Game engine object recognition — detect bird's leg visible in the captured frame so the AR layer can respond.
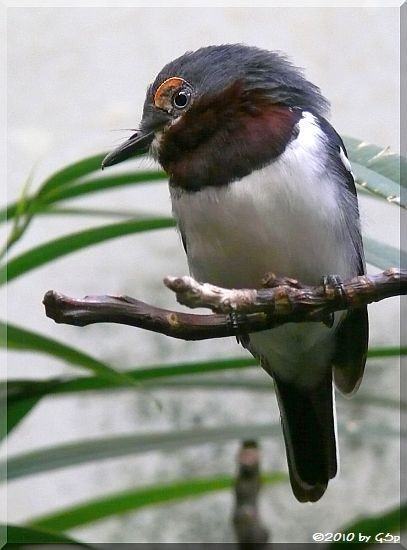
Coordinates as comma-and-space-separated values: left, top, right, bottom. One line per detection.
227, 311, 242, 332
321, 274, 347, 327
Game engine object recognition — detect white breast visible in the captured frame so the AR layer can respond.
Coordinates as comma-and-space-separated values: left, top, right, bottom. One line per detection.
170, 112, 357, 385
171, 112, 355, 287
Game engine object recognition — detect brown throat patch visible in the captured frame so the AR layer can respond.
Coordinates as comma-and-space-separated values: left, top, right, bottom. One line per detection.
158, 81, 302, 191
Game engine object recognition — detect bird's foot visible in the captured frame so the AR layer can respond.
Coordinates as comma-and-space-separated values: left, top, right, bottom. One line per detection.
321, 274, 348, 327
227, 311, 241, 332
261, 272, 304, 289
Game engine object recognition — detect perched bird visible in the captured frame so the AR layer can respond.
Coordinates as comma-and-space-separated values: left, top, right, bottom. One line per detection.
102, 44, 369, 502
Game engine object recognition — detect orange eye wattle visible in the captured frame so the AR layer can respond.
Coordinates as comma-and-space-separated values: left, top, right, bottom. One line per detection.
154, 77, 192, 111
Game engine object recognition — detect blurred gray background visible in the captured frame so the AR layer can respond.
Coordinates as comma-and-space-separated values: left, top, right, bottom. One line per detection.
4, 6, 402, 543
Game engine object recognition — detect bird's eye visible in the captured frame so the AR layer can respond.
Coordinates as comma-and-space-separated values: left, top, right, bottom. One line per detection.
173, 90, 191, 110
154, 77, 193, 113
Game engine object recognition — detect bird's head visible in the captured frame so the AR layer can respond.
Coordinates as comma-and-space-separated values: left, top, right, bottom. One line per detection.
102, 44, 329, 190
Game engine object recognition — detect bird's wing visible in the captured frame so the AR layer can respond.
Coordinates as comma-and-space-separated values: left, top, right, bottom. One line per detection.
318, 118, 369, 395
333, 306, 369, 395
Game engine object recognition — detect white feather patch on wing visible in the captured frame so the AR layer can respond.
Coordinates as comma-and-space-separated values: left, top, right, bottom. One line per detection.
339, 146, 352, 172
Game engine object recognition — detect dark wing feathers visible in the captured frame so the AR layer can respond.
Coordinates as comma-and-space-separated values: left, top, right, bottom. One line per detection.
318, 117, 369, 395
333, 307, 369, 395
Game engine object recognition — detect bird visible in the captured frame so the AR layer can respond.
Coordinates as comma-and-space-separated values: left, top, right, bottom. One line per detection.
102, 44, 369, 502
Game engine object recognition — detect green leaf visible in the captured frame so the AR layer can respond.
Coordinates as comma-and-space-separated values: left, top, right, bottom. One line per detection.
0, 152, 107, 223
9, 345, 405, 395
5, 347, 402, 438
61, 375, 401, 411
35, 206, 157, 219
364, 237, 405, 270
10, 357, 256, 395
1, 170, 166, 224
3, 357, 255, 438
331, 502, 406, 546
0, 172, 36, 259
5, 423, 281, 481
352, 162, 404, 208
4, 396, 42, 439
344, 136, 404, 187
1, 217, 175, 284
4, 523, 90, 546
29, 472, 287, 531
342, 137, 405, 207
3, 321, 134, 387
41, 171, 166, 204
37, 152, 108, 196
367, 346, 406, 358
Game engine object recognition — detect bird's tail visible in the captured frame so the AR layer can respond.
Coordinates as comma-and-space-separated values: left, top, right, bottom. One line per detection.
274, 371, 337, 502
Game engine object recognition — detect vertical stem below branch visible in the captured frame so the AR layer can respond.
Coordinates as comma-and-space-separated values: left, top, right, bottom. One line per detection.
233, 440, 270, 547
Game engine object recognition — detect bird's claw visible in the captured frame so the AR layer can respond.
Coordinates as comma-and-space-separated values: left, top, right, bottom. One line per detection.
227, 311, 241, 332
321, 274, 347, 327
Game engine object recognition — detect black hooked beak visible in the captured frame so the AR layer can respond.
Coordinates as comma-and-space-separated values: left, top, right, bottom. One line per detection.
101, 129, 155, 169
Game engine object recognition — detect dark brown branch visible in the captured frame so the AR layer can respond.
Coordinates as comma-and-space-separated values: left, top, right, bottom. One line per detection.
233, 441, 269, 546
43, 268, 406, 341
43, 291, 270, 340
